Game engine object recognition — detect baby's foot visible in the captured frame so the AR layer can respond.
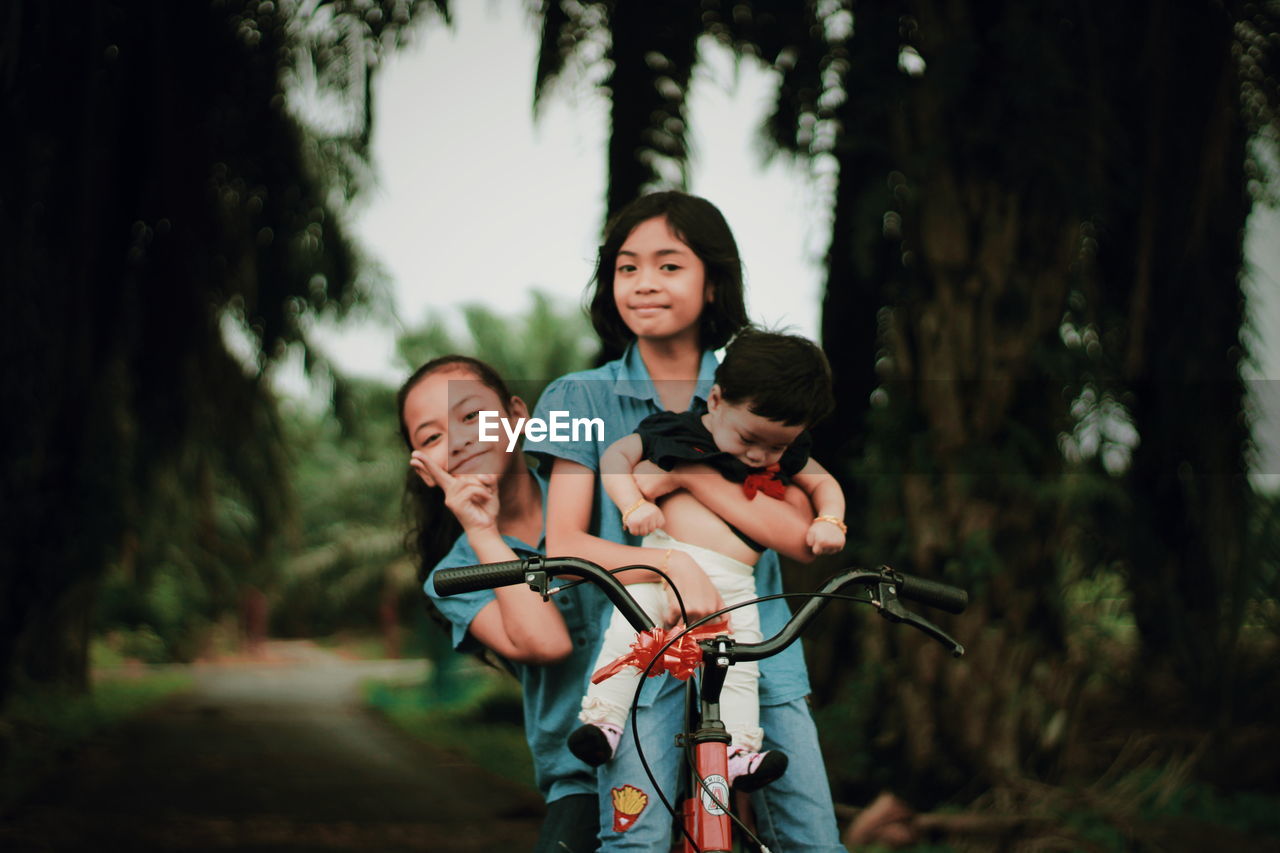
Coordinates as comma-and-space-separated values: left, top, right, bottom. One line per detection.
727, 746, 789, 792
568, 722, 623, 766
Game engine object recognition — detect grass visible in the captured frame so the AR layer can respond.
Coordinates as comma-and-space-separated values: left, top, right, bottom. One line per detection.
0, 669, 192, 812
363, 661, 536, 792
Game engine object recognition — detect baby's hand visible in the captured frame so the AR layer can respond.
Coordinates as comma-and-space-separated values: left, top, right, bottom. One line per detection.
633, 460, 679, 501
807, 519, 846, 555
624, 500, 665, 537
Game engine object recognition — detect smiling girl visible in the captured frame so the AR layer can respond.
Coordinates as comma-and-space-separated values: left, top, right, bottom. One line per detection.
400, 355, 602, 852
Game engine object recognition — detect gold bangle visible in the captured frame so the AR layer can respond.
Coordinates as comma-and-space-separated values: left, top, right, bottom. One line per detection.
659, 548, 672, 585
815, 515, 847, 534
621, 498, 647, 526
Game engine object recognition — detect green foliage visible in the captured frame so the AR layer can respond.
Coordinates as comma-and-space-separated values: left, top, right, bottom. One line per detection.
364, 665, 534, 791
93, 455, 284, 662
1, 0, 448, 699
1057, 806, 1130, 853
89, 288, 594, 661
0, 673, 191, 811
1246, 490, 1280, 638
395, 289, 596, 405
1138, 779, 1280, 838
813, 660, 883, 799
1042, 769, 1280, 851
271, 377, 413, 637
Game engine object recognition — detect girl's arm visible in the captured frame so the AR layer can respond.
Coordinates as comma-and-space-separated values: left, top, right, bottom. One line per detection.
546, 457, 724, 623
641, 461, 819, 562
601, 434, 665, 536
415, 453, 572, 665
464, 528, 575, 665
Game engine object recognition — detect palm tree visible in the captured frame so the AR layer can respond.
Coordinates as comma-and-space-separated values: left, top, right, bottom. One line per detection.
0, 0, 444, 705
528, 0, 1280, 801
534, 0, 702, 217
761, 0, 1278, 799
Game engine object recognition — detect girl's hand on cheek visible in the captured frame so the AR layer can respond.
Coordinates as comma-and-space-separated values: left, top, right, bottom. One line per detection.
415, 453, 500, 532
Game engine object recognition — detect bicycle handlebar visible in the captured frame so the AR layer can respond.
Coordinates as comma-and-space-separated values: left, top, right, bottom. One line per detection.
897, 572, 968, 614
433, 556, 968, 657
431, 559, 529, 595
433, 555, 658, 634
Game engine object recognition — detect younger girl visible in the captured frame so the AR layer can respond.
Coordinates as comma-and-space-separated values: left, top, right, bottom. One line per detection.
400, 355, 601, 853
532, 192, 846, 851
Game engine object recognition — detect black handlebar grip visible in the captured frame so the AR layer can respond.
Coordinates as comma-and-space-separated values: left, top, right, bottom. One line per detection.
896, 574, 968, 614
433, 560, 531, 596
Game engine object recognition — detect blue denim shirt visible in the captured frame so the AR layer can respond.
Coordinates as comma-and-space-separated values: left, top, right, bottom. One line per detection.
529, 344, 811, 706
424, 469, 605, 804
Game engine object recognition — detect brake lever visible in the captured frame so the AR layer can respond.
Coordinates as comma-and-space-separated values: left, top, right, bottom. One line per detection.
521, 558, 553, 600
873, 581, 965, 657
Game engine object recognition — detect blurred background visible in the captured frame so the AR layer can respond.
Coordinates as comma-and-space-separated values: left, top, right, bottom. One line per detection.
3, 1, 1279, 849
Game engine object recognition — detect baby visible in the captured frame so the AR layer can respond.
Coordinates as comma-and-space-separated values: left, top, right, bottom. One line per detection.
569, 328, 846, 793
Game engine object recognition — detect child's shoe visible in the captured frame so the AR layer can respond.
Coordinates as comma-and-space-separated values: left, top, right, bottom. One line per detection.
727, 746, 788, 792
568, 721, 623, 766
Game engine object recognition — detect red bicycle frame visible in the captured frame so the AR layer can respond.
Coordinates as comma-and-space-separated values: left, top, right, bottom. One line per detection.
677, 635, 735, 852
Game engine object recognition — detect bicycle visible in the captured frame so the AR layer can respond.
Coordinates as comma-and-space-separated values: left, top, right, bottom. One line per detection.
433, 555, 968, 853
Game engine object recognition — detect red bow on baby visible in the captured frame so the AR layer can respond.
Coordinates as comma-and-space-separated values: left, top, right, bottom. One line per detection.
742, 463, 786, 500
590, 618, 732, 684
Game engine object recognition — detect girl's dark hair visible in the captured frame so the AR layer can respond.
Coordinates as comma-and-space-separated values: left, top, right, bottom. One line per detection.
715, 328, 835, 427
397, 355, 515, 584
587, 191, 749, 352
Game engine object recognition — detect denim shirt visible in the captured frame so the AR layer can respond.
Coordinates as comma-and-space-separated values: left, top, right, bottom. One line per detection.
424, 469, 605, 804
529, 343, 811, 706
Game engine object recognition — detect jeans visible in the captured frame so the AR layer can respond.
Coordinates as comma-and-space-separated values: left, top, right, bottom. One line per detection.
594, 683, 846, 851
536, 792, 600, 852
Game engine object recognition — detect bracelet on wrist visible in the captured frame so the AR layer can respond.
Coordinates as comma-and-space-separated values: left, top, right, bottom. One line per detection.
659, 548, 672, 586
621, 498, 647, 526
815, 515, 847, 534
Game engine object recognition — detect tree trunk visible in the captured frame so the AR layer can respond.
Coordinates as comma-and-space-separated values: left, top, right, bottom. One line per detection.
830, 0, 1094, 800
874, 166, 1081, 798
807, 2, 908, 707
1, 0, 132, 707
12, 579, 98, 694
1091, 1, 1253, 715
603, 0, 702, 217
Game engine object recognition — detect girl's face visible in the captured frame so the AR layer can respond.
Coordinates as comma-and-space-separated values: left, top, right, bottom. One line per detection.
401, 367, 527, 486
613, 216, 712, 346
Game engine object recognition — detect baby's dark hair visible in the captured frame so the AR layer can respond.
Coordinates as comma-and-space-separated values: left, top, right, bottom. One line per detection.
588, 191, 749, 351
715, 328, 835, 427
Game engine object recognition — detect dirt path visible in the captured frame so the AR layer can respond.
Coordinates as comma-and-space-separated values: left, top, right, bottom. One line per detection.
0, 641, 543, 852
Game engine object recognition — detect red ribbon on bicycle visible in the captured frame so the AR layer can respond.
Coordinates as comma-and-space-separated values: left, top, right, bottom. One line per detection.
590, 618, 731, 684
742, 463, 785, 500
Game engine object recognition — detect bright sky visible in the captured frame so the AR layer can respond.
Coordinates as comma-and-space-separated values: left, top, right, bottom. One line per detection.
299, 0, 1277, 484
308, 0, 830, 384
